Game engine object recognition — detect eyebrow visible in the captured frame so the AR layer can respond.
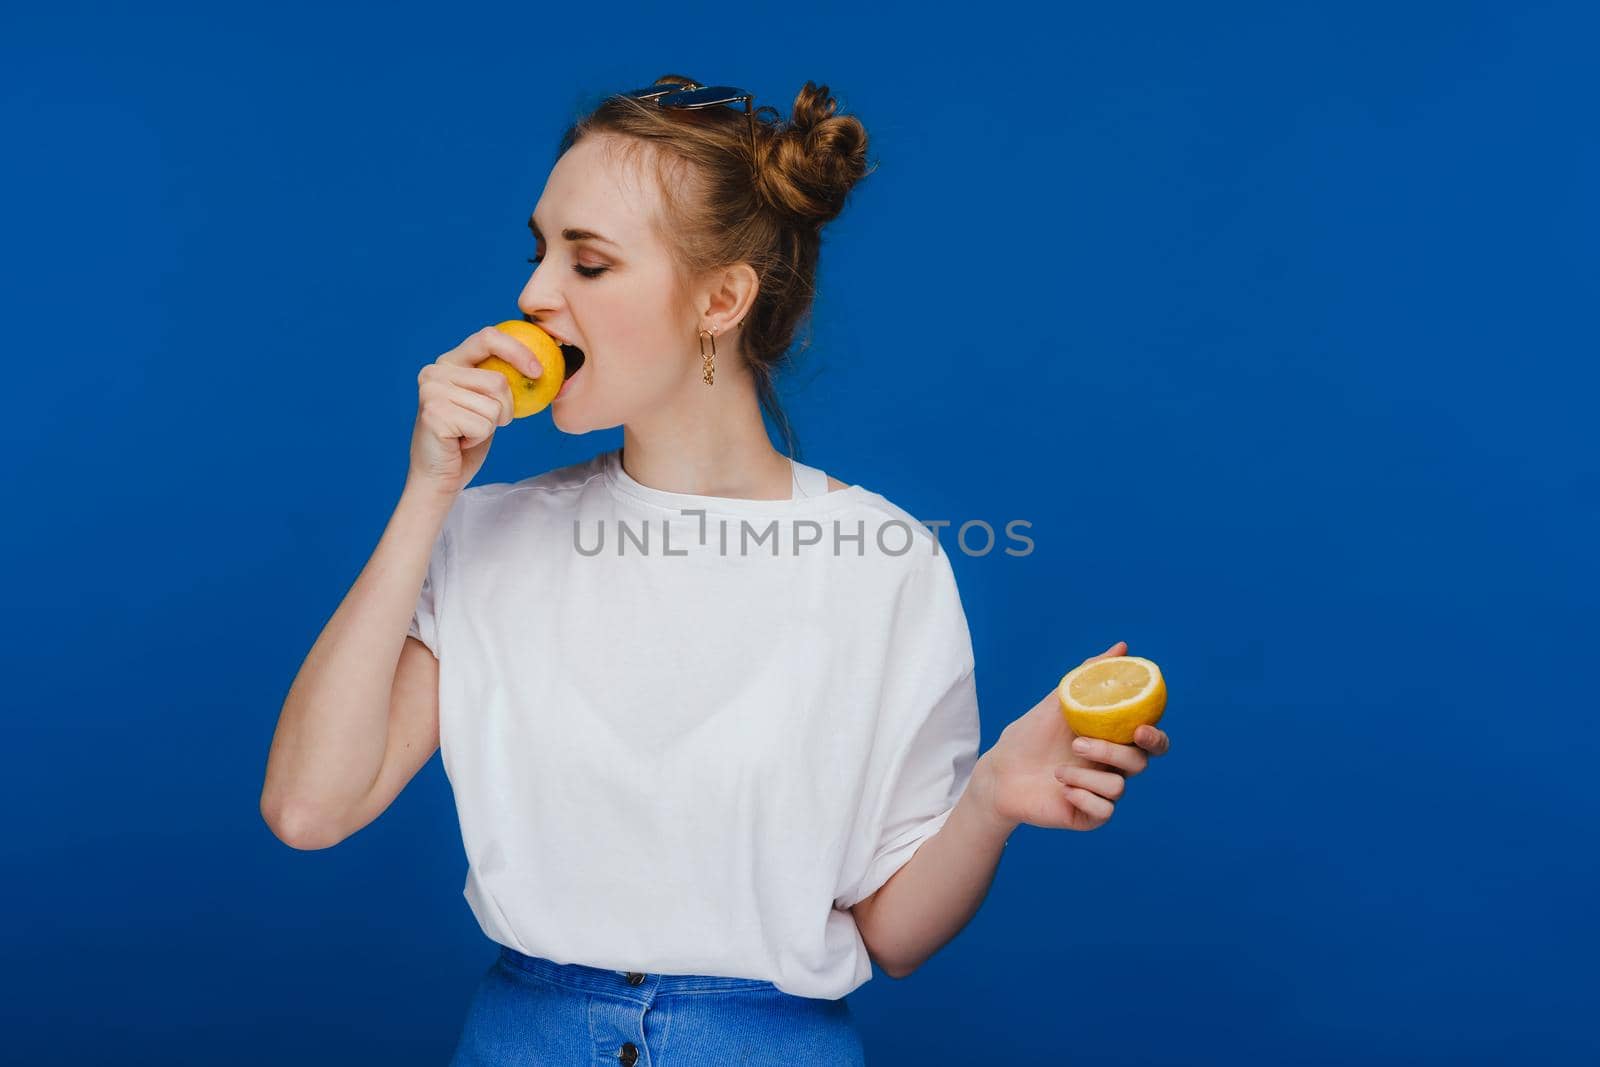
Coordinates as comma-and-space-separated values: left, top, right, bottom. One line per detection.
527, 215, 620, 249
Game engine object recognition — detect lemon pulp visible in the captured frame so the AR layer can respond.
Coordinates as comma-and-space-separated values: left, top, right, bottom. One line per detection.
1057, 655, 1167, 744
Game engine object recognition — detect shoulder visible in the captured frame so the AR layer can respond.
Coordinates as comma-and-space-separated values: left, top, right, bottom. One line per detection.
458, 450, 610, 510
444, 452, 612, 543
830, 480, 961, 593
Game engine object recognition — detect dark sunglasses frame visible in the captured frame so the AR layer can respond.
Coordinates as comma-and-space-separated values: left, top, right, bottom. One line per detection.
620, 81, 757, 158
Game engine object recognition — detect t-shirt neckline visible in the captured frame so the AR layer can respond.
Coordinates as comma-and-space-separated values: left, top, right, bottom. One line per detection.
602, 447, 867, 516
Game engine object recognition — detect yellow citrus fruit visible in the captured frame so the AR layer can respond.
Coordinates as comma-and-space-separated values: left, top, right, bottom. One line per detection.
478, 319, 565, 418
1057, 655, 1167, 744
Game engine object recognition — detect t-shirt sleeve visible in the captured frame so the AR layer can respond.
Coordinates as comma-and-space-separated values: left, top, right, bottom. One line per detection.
406, 492, 467, 659
833, 548, 982, 911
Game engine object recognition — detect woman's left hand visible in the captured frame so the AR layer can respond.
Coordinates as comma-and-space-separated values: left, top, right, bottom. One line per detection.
972, 641, 1172, 833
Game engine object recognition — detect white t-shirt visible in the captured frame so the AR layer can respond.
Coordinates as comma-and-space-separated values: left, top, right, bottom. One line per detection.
407, 446, 980, 1000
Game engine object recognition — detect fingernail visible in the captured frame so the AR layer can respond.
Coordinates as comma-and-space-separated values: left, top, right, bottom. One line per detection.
1073, 738, 1093, 753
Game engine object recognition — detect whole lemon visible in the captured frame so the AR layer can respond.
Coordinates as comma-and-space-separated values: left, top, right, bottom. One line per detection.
1057, 655, 1167, 744
478, 319, 565, 418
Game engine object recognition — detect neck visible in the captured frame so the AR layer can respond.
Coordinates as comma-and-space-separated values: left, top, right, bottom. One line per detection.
618, 357, 793, 500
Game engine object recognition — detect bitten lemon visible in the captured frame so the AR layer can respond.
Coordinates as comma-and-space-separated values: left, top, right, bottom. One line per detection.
1057, 655, 1167, 744
477, 320, 565, 418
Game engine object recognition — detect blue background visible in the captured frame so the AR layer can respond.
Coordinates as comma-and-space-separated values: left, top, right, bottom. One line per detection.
4, 1, 1595, 1063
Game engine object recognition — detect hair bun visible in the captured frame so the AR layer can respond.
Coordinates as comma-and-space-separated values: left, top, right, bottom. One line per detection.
756, 81, 873, 228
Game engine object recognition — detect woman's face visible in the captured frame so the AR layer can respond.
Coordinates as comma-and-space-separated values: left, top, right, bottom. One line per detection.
518, 134, 700, 435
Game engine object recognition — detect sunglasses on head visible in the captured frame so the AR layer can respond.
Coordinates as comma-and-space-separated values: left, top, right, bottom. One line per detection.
619, 80, 757, 157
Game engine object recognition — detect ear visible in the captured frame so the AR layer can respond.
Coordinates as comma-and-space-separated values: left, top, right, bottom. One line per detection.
696, 261, 759, 331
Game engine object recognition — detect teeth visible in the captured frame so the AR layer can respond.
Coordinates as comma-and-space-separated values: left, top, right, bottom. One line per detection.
535, 324, 576, 348
535, 326, 587, 369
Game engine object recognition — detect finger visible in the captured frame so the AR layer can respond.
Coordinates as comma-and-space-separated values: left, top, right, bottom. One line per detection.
440, 328, 499, 369
445, 327, 544, 379
1062, 786, 1114, 823
1071, 736, 1150, 776
1134, 725, 1171, 756
1054, 765, 1125, 801
451, 380, 506, 428
465, 369, 516, 425
448, 405, 496, 451
421, 373, 498, 441
1085, 640, 1128, 665
483, 326, 544, 378
436, 362, 514, 425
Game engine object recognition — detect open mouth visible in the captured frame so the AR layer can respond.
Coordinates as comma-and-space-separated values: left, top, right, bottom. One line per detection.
558, 343, 586, 377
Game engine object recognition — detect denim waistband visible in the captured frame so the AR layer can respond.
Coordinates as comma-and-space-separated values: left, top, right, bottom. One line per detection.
497, 945, 782, 997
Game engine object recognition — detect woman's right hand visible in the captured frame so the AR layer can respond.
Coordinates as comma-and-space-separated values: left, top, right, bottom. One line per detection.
407, 326, 546, 496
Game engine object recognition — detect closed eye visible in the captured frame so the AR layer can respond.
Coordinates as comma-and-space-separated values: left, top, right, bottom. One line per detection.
527, 255, 608, 279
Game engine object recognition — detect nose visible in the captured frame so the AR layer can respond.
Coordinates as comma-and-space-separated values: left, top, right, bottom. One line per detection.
516, 258, 563, 323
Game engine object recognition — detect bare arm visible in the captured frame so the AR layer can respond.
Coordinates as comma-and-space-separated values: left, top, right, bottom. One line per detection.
258, 325, 546, 848
259, 483, 456, 849
848, 764, 1013, 979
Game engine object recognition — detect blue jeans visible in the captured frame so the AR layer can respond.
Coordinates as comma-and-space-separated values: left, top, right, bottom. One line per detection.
449, 945, 867, 1066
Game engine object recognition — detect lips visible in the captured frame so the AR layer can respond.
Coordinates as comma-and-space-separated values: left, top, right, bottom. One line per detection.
537, 326, 587, 377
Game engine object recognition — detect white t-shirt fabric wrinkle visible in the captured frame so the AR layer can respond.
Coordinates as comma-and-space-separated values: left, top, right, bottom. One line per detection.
406, 446, 981, 1000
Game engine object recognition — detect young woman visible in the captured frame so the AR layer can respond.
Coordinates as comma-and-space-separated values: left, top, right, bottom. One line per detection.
261, 75, 1172, 1065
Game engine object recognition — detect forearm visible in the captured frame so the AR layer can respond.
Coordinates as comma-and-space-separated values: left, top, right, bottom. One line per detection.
260, 483, 455, 838
859, 753, 1017, 978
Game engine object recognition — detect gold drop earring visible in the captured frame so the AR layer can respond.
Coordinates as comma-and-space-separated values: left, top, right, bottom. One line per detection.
699, 325, 717, 385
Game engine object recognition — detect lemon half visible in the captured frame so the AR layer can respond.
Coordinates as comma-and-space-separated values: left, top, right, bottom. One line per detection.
478, 319, 565, 418
1057, 655, 1167, 744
